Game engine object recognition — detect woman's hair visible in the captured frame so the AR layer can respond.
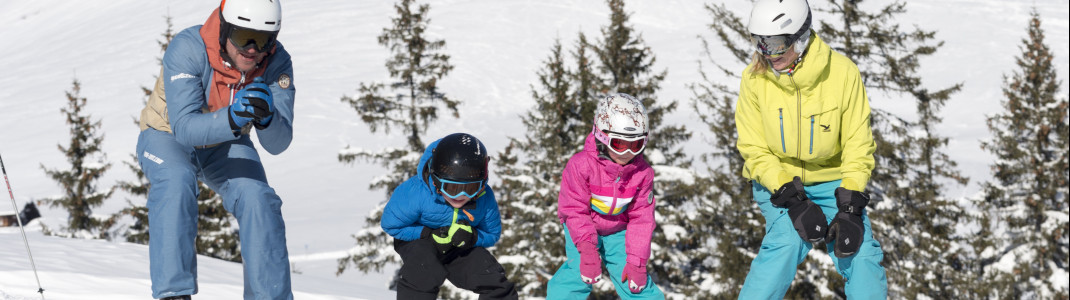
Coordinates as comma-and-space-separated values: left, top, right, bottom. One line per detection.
749, 52, 770, 75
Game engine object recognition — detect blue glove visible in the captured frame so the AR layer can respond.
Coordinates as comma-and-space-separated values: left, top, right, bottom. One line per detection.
228, 77, 275, 133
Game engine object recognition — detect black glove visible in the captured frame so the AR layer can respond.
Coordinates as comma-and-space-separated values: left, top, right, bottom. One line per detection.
449, 218, 477, 250
769, 177, 827, 243
826, 187, 869, 258
421, 226, 453, 254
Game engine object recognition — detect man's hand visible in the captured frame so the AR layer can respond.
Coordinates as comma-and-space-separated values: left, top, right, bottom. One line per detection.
231, 77, 275, 130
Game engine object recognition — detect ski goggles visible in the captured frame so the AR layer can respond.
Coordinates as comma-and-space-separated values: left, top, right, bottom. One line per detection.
227, 27, 277, 53
751, 34, 796, 58
603, 131, 647, 155
432, 174, 484, 199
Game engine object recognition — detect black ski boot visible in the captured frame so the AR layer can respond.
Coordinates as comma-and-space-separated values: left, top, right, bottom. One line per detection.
160, 296, 191, 300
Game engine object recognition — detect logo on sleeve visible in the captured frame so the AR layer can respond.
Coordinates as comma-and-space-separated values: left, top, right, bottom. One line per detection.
277, 74, 291, 89
169, 73, 196, 82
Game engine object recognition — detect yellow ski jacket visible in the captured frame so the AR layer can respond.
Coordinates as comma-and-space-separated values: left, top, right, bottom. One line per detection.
735, 32, 875, 192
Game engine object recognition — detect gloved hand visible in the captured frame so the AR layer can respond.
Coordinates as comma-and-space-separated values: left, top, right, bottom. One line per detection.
826, 187, 869, 258
620, 261, 647, 293
421, 226, 453, 254
229, 77, 275, 131
576, 241, 602, 284
449, 218, 477, 250
769, 176, 827, 243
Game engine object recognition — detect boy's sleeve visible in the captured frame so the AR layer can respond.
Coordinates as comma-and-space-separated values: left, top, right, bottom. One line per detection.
624, 170, 656, 266
474, 188, 502, 248
558, 156, 597, 248
380, 179, 425, 241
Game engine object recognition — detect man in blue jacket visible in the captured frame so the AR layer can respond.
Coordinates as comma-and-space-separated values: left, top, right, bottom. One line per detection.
381, 133, 518, 300
135, 0, 295, 299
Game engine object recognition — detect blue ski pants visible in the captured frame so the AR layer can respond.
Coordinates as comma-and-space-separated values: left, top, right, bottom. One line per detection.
547, 227, 664, 300
739, 180, 887, 299
137, 129, 292, 300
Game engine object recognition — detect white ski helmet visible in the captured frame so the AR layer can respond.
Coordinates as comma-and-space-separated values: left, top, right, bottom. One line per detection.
219, 0, 282, 52
593, 93, 648, 149
747, 0, 812, 57
221, 0, 282, 32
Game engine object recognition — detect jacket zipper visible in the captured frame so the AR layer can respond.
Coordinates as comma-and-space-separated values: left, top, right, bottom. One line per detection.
789, 75, 805, 182
778, 108, 786, 153
610, 172, 621, 214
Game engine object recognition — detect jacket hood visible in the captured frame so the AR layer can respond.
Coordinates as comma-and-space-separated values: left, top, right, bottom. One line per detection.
749, 31, 832, 93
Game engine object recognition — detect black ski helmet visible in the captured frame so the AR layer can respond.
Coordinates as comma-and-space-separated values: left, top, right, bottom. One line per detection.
430, 133, 489, 183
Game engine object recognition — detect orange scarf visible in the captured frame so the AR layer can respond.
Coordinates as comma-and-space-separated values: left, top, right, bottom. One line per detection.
198, 8, 273, 112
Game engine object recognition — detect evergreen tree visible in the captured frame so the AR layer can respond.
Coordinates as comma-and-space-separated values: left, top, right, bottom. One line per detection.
336, 0, 459, 277
979, 9, 1069, 299
678, 3, 766, 297
492, 40, 588, 297
39, 79, 116, 240
815, 0, 973, 297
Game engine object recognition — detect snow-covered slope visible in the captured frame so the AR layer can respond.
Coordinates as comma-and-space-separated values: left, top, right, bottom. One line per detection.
0, 0, 1067, 298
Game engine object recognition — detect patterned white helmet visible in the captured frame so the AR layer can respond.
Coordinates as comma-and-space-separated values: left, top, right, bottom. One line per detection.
593, 93, 648, 155
747, 0, 812, 57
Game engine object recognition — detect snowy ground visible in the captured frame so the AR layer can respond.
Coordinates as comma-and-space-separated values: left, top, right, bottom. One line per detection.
1, 0, 1067, 298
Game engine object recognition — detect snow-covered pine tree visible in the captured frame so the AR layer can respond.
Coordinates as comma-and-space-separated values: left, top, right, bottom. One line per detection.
815, 0, 975, 297
683, 3, 767, 297
38, 79, 116, 240
978, 9, 1070, 299
587, 0, 701, 297
492, 39, 592, 297
336, 0, 460, 280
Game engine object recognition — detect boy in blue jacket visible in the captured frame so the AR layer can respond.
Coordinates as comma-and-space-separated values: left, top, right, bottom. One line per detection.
381, 133, 519, 300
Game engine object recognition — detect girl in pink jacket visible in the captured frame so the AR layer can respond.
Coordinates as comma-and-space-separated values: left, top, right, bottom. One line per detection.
547, 93, 664, 299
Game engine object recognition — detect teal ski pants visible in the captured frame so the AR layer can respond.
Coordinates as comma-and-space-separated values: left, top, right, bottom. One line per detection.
739, 179, 887, 299
547, 227, 664, 299
138, 128, 292, 299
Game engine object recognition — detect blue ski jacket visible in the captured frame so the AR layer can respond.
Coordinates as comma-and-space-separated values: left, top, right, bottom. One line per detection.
380, 138, 503, 248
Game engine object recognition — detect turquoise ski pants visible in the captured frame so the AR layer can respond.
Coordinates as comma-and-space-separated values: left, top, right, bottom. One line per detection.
739, 180, 887, 299
547, 227, 664, 299
138, 128, 292, 299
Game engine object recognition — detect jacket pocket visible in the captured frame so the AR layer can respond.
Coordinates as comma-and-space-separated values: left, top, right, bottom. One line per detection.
807, 105, 840, 160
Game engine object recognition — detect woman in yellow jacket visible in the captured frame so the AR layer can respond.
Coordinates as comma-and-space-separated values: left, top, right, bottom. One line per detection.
735, 0, 887, 298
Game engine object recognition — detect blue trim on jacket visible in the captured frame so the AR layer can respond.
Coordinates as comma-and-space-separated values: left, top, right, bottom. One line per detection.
162, 25, 296, 154
380, 138, 503, 248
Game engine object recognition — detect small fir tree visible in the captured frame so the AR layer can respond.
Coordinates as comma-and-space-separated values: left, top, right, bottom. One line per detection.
979, 9, 1069, 299
39, 78, 116, 240
336, 0, 460, 279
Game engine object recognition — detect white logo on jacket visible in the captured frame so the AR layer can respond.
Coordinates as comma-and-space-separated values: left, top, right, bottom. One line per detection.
170, 73, 196, 82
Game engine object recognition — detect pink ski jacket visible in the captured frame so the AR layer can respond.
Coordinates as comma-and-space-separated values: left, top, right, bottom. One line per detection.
558, 132, 657, 267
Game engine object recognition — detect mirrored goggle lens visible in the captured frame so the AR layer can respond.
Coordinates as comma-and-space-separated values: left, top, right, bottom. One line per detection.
229, 27, 276, 52
437, 176, 483, 198
751, 34, 792, 57
606, 133, 646, 155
